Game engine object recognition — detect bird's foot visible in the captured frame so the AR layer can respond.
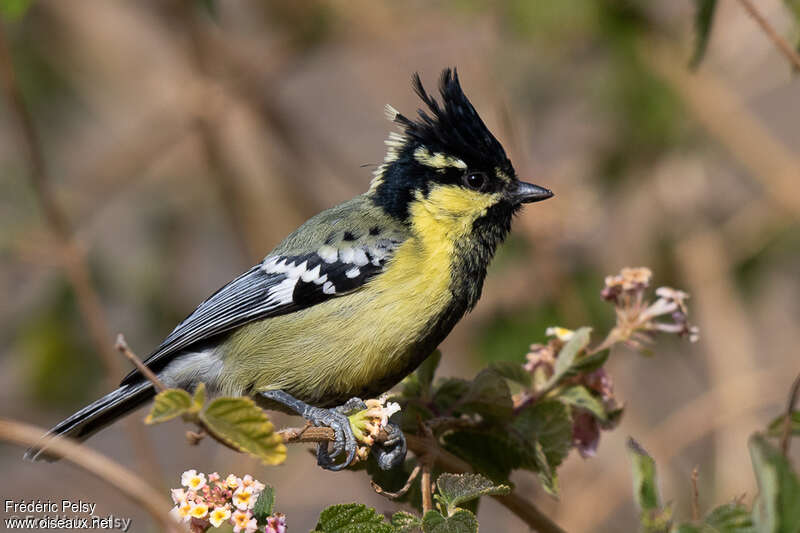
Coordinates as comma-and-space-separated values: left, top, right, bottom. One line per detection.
258, 390, 360, 471
372, 421, 407, 470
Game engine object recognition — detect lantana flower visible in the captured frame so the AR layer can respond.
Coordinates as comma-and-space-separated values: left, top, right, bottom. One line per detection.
181, 469, 207, 491
208, 506, 231, 528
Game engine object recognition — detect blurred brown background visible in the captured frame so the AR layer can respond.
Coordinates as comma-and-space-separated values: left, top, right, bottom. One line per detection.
1, 1, 799, 531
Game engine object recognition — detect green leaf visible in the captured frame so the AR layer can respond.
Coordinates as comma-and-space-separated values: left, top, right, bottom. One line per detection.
558, 385, 607, 421
433, 378, 470, 413
570, 349, 610, 375
417, 350, 442, 394
628, 438, 673, 532
749, 433, 800, 533
533, 440, 559, 497
443, 430, 522, 484
421, 509, 478, 533
690, 0, 718, 69
514, 399, 573, 474
144, 388, 193, 424
703, 502, 755, 532
458, 369, 513, 420
674, 502, 756, 532
312, 503, 394, 533
199, 397, 287, 465
766, 411, 800, 437
489, 361, 532, 388
252, 485, 275, 525
434, 473, 510, 515
391, 511, 422, 533
192, 382, 206, 411
628, 438, 660, 511
548, 327, 592, 387
0, 0, 33, 21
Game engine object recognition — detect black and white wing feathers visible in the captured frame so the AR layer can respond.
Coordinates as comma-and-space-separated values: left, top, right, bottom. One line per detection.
120, 240, 399, 385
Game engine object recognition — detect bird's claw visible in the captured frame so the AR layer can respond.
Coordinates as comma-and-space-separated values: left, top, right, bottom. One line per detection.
307, 397, 364, 471
372, 421, 407, 470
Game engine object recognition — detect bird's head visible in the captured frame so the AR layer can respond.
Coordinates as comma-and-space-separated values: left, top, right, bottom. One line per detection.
369, 69, 552, 248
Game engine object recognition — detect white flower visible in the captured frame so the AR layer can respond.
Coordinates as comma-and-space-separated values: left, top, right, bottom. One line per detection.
209, 506, 232, 528
546, 326, 574, 342
232, 510, 253, 532
181, 469, 206, 491
189, 502, 209, 519
225, 474, 241, 490
232, 486, 255, 510
170, 488, 187, 505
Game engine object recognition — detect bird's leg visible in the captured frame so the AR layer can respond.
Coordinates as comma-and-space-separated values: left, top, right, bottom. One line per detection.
372, 421, 407, 471
258, 390, 359, 471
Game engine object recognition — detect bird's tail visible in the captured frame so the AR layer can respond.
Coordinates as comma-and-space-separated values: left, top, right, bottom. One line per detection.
24, 381, 155, 462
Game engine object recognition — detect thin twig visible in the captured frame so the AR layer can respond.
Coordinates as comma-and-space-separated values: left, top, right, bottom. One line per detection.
737, 0, 800, 71
115, 334, 166, 393
780, 372, 800, 456
404, 433, 567, 533
421, 461, 434, 513
690, 467, 700, 521
0, 418, 184, 533
371, 463, 422, 499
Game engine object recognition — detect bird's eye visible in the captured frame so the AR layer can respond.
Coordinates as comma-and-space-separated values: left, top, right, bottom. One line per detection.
463, 172, 488, 191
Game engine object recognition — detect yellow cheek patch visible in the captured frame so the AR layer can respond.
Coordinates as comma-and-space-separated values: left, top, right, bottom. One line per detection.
413, 147, 467, 171
410, 185, 501, 242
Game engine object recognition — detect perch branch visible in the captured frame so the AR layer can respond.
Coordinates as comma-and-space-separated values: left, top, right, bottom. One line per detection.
0, 419, 183, 533
115, 334, 166, 393
736, 0, 800, 71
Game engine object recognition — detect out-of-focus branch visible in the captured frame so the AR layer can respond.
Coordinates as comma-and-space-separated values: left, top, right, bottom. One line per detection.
0, 419, 184, 533
0, 24, 162, 488
640, 39, 800, 216
737, 0, 800, 71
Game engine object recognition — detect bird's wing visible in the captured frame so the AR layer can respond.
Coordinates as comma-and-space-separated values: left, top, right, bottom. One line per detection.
120, 240, 400, 385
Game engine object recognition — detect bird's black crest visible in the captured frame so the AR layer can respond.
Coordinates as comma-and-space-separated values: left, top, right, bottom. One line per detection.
394, 68, 512, 174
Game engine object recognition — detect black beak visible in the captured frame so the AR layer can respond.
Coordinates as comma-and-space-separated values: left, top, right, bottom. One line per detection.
512, 181, 554, 204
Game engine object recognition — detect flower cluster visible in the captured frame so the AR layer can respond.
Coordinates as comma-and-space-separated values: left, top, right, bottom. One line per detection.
169, 470, 286, 533
349, 395, 401, 461
602, 267, 699, 349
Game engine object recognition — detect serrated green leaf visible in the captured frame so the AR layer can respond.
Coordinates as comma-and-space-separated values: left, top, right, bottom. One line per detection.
145, 388, 193, 424
628, 438, 660, 512
434, 473, 510, 515
458, 369, 513, 420
443, 430, 521, 484
674, 502, 756, 533
199, 397, 286, 465
312, 503, 394, 533
548, 327, 592, 387
690, 0, 718, 69
514, 399, 573, 474
558, 385, 607, 421
703, 502, 755, 532
252, 485, 275, 525
766, 411, 800, 438
391, 511, 422, 533
489, 361, 532, 388
192, 382, 206, 411
421, 509, 478, 533
749, 433, 800, 533
533, 440, 559, 497
433, 378, 470, 413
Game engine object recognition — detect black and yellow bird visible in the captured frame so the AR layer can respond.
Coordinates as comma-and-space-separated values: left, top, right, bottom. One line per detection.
26, 69, 553, 470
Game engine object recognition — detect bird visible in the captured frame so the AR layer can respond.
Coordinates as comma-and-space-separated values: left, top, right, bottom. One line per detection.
25, 68, 553, 471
